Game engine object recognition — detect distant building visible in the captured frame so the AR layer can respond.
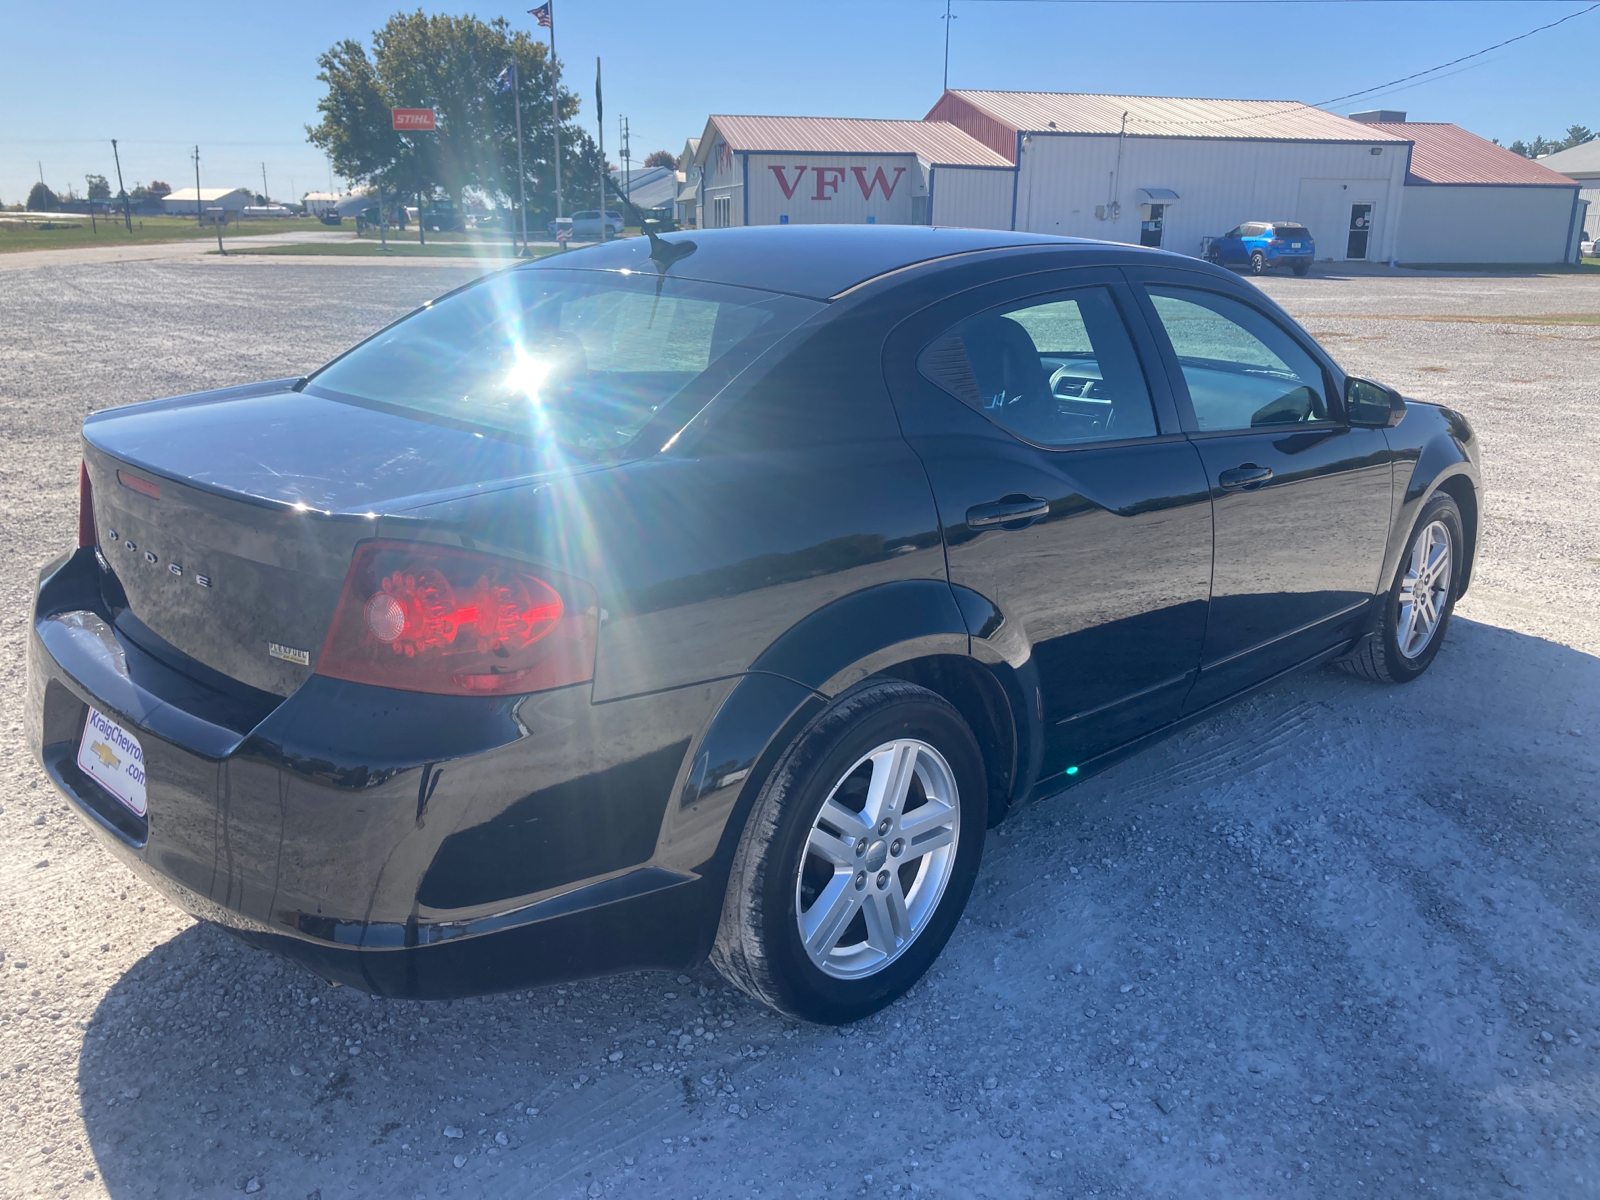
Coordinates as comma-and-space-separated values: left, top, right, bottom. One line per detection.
610, 165, 678, 214
161, 187, 253, 216
676, 138, 701, 227
1536, 140, 1600, 243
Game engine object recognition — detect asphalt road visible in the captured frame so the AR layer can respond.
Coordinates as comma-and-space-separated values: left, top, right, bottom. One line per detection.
1, 257, 1598, 1200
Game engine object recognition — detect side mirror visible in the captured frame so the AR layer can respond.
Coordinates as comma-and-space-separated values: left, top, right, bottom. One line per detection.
1346, 377, 1407, 428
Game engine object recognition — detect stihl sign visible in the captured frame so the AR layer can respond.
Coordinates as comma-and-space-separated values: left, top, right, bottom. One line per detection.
392, 108, 437, 131
768, 165, 906, 202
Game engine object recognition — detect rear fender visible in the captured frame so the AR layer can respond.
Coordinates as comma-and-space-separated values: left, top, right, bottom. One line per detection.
754, 579, 1037, 822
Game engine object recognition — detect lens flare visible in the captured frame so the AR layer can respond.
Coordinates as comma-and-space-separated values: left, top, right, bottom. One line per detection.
504, 350, 551, 400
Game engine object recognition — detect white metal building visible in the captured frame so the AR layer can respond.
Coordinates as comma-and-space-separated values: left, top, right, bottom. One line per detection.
693, 115, 1012, 230
1537, 140, 1600, 244
928, 91, 1412, 262
160, 187, 254, 216
1350, 116, 1584, 264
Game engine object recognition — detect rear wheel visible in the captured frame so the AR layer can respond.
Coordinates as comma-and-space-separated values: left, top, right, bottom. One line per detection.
1292, 262, 1311, 277
1336, 492, 1463, 684
711, 680, 987, 1024
1250, 250, 1267, 275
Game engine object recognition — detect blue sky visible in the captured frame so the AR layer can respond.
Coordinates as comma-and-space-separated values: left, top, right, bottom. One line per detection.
2, 1, 1595, 205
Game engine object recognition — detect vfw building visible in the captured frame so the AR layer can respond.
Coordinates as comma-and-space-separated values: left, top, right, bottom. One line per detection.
696, 91, 1583, 264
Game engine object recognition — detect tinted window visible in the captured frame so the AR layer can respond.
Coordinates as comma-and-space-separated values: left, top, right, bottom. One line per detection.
306, 268, 820, 457
1147, 287, 1329, 431
1272, 225, 1310, 239
919, 287, 1158, 447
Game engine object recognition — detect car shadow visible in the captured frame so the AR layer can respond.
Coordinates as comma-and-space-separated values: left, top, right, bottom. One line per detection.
78, 614, 1600, 1197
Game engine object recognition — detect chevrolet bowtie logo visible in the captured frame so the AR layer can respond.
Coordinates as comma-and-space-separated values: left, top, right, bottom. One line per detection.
90, 741, 121, 769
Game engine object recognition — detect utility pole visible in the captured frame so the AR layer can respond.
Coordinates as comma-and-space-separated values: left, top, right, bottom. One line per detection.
595, 57, 606, 241
943, 0, 955, 92
110, 139, 132, 232
261, 162, 270, 205
547, 8, 563, 220
192, 145, 202, 222
621, 115, 631, 209
512, 59, 529, 255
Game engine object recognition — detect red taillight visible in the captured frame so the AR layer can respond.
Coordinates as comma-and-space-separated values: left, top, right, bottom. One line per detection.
316, 541, 597, 696
78, 462, 97, 549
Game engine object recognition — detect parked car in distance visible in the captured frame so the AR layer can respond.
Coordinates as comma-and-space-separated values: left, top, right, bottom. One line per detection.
549, 209, 624, 239
1206, 222, 1314, 276
422, 201, 465, 233
29, 226, 1480, 1025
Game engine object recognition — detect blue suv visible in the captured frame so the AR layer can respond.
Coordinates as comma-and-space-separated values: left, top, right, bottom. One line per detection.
1206, 222, 1314, 276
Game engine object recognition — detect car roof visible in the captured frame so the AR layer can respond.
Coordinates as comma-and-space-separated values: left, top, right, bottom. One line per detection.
523, 225, 1088, 300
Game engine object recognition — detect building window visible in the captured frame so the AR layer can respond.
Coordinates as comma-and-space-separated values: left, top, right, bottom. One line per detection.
711, 196, 732, 228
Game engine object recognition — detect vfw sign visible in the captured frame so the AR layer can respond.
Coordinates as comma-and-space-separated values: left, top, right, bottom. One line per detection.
749, 154, 919, 225
768, 164, 906, 202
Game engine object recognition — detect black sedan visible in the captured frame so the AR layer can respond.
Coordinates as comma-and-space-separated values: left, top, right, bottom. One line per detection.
26, 226, 1480, 1024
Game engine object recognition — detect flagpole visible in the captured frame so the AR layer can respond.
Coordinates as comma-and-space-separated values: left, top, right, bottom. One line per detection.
513, 60, 529, 255
548, 7, 562, 221
595, 57, 606, 242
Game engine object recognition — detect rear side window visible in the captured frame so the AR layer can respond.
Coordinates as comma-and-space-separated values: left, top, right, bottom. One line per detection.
1146, 287, 1329, 431
918, 286, 1158, 447
305, 268, 820, 458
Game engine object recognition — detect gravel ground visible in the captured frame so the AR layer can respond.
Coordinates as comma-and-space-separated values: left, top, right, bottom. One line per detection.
1, 259, 1598, 1200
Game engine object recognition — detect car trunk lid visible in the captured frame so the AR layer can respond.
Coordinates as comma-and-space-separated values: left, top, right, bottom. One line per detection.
82, 381, 571, 696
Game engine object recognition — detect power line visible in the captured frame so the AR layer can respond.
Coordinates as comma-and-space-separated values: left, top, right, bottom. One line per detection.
1316, 2, 1600, 104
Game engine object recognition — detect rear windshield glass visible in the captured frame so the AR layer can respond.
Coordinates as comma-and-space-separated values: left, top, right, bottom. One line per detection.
304, 267, 820, 457
1272, 226, 1310, 239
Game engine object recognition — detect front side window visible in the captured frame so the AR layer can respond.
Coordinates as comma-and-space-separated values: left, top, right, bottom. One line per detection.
918, 286, 1158, 447
306, 268, 820, 458
1147, 287, 1329, 431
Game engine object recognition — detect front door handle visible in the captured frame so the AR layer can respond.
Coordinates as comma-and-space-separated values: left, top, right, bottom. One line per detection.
1217, 463, 1273, 491
966, 494, 1050, 529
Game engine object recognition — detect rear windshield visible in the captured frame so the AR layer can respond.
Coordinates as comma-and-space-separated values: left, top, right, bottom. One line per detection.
1272, 226, 1310, 239
304, 267, 820, 457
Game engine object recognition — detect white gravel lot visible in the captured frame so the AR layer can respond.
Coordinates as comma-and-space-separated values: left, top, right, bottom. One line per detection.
1, 258, 1598, 1200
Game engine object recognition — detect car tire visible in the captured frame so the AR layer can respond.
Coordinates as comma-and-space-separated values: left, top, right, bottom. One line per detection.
1292, 263, 1311, 277
1206, 248, 1223, 266
711, 679, 987, 1024
1250, 250, 1266, 275
1336, 492, 1464, 684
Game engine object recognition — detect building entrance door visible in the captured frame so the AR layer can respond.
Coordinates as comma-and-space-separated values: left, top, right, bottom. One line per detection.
1140, 203, 1165, 248
1346, 203, 1373, 260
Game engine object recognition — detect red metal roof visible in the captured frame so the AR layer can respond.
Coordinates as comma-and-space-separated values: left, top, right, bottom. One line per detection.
928, 91, 1410, 147
700, 115, 1012, 168
1363, 122, 1579, 186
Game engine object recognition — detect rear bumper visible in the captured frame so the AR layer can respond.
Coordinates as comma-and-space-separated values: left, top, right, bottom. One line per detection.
26, 549, 730, 998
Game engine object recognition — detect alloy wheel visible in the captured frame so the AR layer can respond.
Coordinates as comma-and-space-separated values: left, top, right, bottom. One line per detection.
1397, 519, 1452, 659
794, 739, 961, 980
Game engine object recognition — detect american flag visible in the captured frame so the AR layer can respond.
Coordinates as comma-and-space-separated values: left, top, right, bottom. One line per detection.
529, 3, 552, 26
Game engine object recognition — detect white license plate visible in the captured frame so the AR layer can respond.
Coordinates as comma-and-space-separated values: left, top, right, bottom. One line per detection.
1291, 242, 1302, 249
77, 707, 147, 817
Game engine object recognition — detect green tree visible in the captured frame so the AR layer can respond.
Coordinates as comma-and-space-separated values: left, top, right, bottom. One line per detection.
307, 11, 592, 220
643, 149, 677, 170
26, 182, 57, 211
86, 173, 111, 200
1563, 125, 1595, 149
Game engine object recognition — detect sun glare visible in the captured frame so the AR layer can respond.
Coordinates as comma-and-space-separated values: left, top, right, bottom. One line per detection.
504, 350, 551, 400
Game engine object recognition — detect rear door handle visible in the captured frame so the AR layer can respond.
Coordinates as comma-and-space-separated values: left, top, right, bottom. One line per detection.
1217, 463, 1273, 491
966, 494, 1050, 529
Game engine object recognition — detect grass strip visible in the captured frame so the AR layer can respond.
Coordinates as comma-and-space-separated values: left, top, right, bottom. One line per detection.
217, 241, 566, 259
